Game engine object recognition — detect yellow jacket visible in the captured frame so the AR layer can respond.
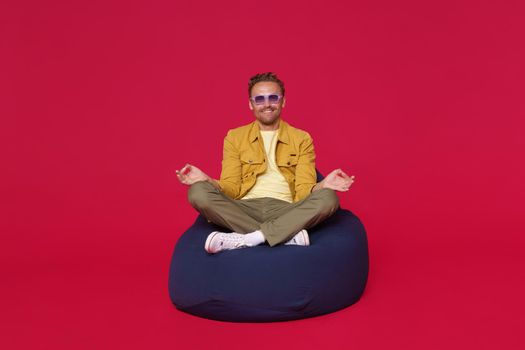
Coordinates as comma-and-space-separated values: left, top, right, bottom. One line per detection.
218, 120, 317, 202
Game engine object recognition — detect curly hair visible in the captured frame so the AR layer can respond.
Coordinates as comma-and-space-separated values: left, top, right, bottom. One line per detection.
248, 72, 285, 97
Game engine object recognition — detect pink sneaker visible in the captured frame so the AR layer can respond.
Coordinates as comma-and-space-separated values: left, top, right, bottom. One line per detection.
284, 229, 310, 246
204, 231, 249, 254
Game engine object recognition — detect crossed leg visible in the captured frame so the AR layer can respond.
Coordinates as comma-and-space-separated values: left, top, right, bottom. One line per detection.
187, 181, 261, 234
187, 181, 339, 247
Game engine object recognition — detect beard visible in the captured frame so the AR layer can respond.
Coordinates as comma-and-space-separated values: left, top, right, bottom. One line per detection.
257, 108, 280, 125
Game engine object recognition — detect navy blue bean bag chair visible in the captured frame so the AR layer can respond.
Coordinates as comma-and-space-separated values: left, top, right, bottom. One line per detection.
168, 172, 369, 322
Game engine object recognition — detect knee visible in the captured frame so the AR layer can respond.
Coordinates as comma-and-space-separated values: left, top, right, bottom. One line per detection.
187, 181, 214, 210
315, 189, 339, 216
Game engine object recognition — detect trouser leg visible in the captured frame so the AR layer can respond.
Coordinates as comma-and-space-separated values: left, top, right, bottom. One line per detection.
188, 182, 339, 247
260, 188, 340, 247
187, 181, 261, 234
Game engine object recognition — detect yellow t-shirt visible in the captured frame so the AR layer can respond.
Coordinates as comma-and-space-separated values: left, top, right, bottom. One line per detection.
241, 130, 293, 203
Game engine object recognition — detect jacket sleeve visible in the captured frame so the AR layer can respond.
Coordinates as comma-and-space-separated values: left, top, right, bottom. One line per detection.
293, 132, 317, 202
218, 130, 242, 199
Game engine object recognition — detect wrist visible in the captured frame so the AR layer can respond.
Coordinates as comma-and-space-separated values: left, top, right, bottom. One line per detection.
207, 177, 220, 190
312, 181, 325, 192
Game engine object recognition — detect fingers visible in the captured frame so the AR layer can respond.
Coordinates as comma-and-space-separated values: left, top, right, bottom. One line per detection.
176, 164, 192, 177
325, 182, 350, 192
343, 176, 355, 190
336, 175, 356, 192
335, 186, 350, 192
331, 169, 356, 181
336, 186, 351, 192
175, 171, 186, 183
338, 169, 355, 180
175, 166, 192, 185
339, 181, 352, 192
180, 163, 192, 175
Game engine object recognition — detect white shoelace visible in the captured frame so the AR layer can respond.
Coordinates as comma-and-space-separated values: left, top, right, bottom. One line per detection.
218, 233, 248, 248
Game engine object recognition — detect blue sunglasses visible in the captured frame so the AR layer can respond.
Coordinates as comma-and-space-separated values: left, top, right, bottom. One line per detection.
250, 94, 283, 105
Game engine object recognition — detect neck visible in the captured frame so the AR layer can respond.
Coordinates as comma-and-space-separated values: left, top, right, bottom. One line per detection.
258, 119, 280, 131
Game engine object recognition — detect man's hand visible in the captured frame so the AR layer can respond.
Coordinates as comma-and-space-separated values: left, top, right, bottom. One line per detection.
314, 169, 355, 192
175, 163, 210, 186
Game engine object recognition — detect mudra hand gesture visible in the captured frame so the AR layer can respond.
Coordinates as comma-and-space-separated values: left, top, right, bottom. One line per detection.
320, 169, 355, 192
176, 164, 209, 186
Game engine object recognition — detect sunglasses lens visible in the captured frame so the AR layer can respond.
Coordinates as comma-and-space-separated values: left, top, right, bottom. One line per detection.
268, 94, 280, 104
253, 95, 265, 104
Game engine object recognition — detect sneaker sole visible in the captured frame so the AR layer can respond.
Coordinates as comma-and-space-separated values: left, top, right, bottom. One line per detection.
204, 231, 220, 253
301, 229, 310, 246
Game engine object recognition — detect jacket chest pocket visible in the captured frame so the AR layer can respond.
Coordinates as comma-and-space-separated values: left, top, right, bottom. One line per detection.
240, 153, 264, 177
277, 153, 299, 168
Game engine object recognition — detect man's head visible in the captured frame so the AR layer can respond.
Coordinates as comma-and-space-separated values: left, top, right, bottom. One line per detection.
248, 72, 286, 129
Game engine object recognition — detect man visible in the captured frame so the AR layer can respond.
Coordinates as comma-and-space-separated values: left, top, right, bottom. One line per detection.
176, 72, 355, 254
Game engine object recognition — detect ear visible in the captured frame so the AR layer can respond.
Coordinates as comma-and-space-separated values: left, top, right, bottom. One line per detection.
248, 99, 254, 110
282, 97, 286, 108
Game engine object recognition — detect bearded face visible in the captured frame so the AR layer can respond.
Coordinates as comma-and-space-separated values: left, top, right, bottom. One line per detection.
248, 81, 285, 129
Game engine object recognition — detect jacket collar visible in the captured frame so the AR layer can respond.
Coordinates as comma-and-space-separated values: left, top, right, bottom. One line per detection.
249, 119, 290, 145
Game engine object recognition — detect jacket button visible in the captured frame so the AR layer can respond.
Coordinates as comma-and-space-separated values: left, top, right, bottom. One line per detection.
287, 161, 291, 165
249, 160, 253, 163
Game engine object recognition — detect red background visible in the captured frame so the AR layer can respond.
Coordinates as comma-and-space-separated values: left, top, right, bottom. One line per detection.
2, 0, 524, 349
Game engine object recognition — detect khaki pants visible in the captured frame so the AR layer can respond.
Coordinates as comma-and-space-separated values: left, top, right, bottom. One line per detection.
187, 181, 339, 246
